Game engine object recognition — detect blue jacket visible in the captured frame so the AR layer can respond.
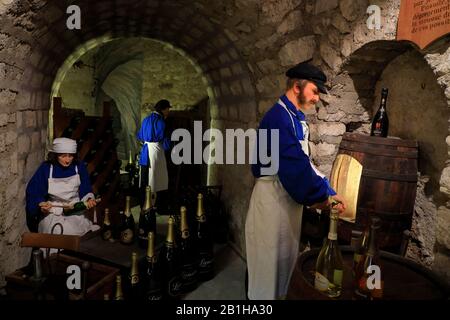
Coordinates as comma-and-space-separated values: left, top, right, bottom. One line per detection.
252, 95, 336, 206
137, 112, 171, 166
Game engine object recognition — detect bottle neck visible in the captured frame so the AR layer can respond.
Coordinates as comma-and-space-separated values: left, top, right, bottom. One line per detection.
196, 194, 206, 222
130, 254, 138, 277
124, 197, 132, 217
328, 211, 339, 241
379, 94, 388, 111
103, 210, 111, 225
367, 226, 378, 256
143, 188, 152, 210
166, 217, 175, 247
180, 208, 190, 239
146, 232, 155, 259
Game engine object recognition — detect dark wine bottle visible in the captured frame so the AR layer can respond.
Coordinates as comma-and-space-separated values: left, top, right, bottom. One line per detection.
144, 231, 163, 300
179, 206, 199, 294
120, 196, 135, 245
129, 252, 140, 300
370, 88, 389, 137
195, 193, 214, 281
354, 217, 384, 300
101, 208, 113, 241
138, 186, 157, 248
159, 216, 182, 299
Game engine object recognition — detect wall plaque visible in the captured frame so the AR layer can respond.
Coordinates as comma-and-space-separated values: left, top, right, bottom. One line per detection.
397, 0, 450, 49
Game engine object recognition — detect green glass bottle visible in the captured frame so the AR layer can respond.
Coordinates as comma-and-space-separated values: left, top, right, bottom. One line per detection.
314, 203, 344, 298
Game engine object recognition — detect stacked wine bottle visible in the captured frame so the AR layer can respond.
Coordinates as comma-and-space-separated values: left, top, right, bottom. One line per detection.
106, 191, 215, 300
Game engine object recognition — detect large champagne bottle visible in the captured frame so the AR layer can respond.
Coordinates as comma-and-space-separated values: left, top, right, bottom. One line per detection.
138, 186, 157, 248
120, 196, 135, 245
370, 88, 389, 137
129, 252, 140, 300
195, 193, 214, 281
101, 208, 113, 241
114, 275, 124, 300
179, 206, 199, 294
314, 203, 344, 298
354, 218, 383, 300
159, 216, 182, 299
144, 231, 163, 300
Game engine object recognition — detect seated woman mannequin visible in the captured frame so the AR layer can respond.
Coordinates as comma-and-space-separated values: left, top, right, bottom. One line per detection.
26, 137, 100, 235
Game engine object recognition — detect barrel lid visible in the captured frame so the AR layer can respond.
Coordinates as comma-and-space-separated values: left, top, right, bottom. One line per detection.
342, 132, 418, 148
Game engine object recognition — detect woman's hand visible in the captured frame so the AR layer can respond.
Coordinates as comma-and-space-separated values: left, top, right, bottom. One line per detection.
39, 202, 52, 215
86, 198, 97, 209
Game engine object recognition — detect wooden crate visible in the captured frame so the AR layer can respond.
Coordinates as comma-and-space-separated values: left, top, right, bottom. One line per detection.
5, 253, 120, 300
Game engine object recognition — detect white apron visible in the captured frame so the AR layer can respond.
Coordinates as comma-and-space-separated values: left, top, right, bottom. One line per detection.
246, 99, 324, 300
38, 165, 98, 237
145, 141, 168, 193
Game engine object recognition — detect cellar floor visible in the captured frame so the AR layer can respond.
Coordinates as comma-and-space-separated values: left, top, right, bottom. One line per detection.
151, 213, 247, 300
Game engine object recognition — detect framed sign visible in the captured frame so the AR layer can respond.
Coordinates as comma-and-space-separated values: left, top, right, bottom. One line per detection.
397, 0, 450, 49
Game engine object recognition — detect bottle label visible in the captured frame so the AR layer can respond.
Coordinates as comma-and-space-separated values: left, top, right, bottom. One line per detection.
121, 229, 134, 243
130, 274, 139, 285
168, 276, 183, 297
333, 269, 343, 286
102, 230, 112, 240
314, 272, 329, 292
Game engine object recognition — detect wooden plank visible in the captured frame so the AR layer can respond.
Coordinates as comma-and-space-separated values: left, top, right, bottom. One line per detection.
21, 232, 80, 251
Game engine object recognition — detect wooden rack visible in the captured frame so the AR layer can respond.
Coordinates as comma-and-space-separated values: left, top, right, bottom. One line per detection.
53, 97, 123, 226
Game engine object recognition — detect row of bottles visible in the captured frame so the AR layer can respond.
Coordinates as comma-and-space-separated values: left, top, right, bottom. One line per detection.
313, 201, 383, 300
104, 192, 214, 300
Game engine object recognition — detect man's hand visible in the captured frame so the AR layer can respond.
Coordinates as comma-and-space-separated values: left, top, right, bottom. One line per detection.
86, 198, 97, 209
39, 202, 52, 215
330, 194, 346, 214
310, 194, 347, 214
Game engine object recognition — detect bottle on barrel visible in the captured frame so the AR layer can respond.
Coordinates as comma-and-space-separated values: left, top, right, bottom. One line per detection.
114, 275, 124, 300
119, 196, 135, 245
179, 206, 199, 294
159, 216, 182, 299
144, 231, 163, 300
370, 88, 389, 137
129, 252, 141, 300
195, 193, 214, 281
314, 201, 344, 298
138, 186, 157, 248
354, 217, 384, 300
101, 208, 113, 241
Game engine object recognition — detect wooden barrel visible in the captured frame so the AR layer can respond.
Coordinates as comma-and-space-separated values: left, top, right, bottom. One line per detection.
334, 133, 418, 252
287, 246, 450, 300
